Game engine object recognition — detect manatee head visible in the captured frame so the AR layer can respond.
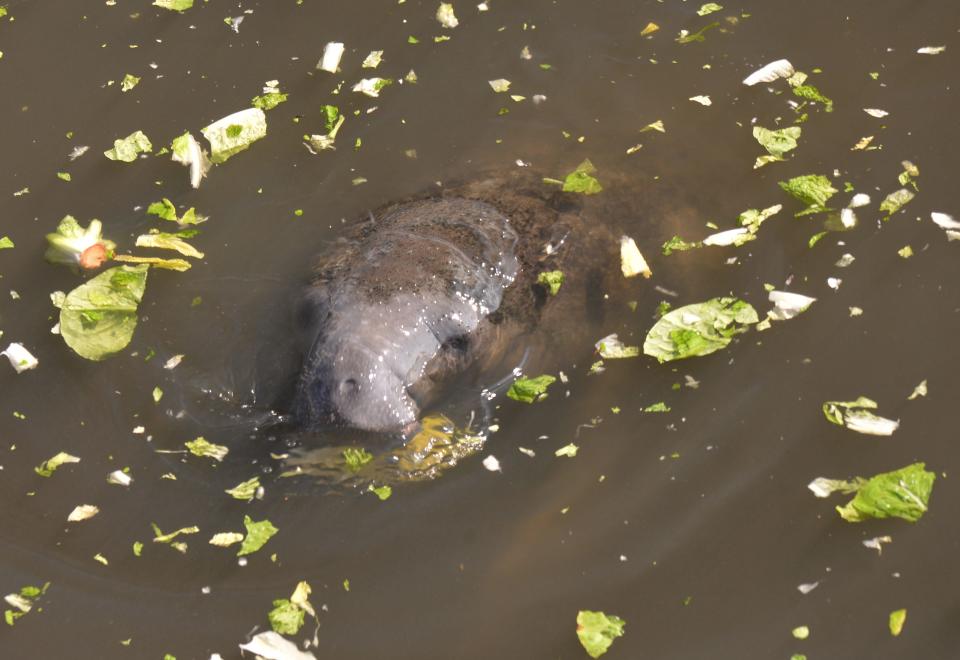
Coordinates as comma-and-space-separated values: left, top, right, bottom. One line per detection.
296, 335, 420, 432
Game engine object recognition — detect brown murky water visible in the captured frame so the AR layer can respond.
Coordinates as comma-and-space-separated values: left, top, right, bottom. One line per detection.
1, 1, 959, 658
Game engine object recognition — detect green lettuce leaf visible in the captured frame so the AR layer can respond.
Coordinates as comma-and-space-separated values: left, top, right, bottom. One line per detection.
778, 174, 837, 216
135, 232, 204, 259
185, 437, 229, 461
153, 0, 193, 11
252, 92, 288, 111
343, 447, 373, 472
120, 74, 140, 92
0, 236, 13, 249
537, 270, 564, 295
662, 235, 702, 255
562, 159, 603, 195
44, 216, 116, 270
643, 297, 758, 362
835, 463, 935, 523
889, 609, 907, 636
753, 126, 800, 168
201, 108, 267, 164
879, 188, 915, 217
576, 610, 626, 658
268, 599, 304, 635
35, 452, 81, 477
104, 130, 153, 162
676, 21, 719, 43
822, 397, 898, 435
697, 3, 723, 16
225, 477, 260, 501
237, 515, 278, 556
113, 255, 191, 271
507, 375, 556, 403
59, 265, 148, 361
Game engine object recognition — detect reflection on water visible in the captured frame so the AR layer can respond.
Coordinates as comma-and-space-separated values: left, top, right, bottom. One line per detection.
282, 415, 487, 486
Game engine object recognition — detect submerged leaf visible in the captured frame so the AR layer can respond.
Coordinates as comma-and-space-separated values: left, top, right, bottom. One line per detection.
836, 463, 935, 523
507, 375, 556, 403
576, 610, 626, 658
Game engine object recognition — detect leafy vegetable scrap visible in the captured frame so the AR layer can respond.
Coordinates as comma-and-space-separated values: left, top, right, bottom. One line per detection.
644, 297, 759, 362
45, 216, 115, 271
822, 396, 899, 436
268, 582, 314, 635
201, 108, 267, 164
170, 132, 211, 189
104, 130, 153, 162
753, 126, 801, 169
576, 610, 625, 658
57, 265, 148, 361
544, 159, 603, 195
778, 174, 837, 216
537, 270, 564, 295
4, 583, 50, 626
507, 375, 556, 403
620, 236, 651, 278
154, 0, 193, 11
35, 452, 80, 477
808, 463, 935, 523
237, 515, 279, 556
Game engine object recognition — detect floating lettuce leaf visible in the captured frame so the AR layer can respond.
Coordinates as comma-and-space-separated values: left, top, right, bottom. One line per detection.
753, 126, 800, 168
252, 92, 288, 111
662, 235, 701, 255
304, 106, 346, 153
44, 216, 116, 271
147, 198, 178, 221
561, 159, 603, 195
822, 397, 899, 436
436, 3, 459, 28
778, 174, 837, 216
702, 227, 754, 247
879, 189, 915, 217
185, 437, 229, 461
537, 270, 564, 295
237, 515, 278, 556
676, 21, 719, 44
595, 334, 639, 359
834, 463, 935, 523
620, 236, 651, 278
201, 108, 267, 164
4, 583, 50, 626
152, 523, 199, 545
644, 297, 758, 362
136, 232, 204, 259
352, 77, 393, 97
113, 255, 191, 271
153, 0, 193, 11
59, 265, 148, 361
225, 477, 260, 502
343, 447, 373, 472
738, 204, 782, 232
507, 375, 556, 403
268, 599, 304, 635
767, 290, 816, 322
742, 59, 795, 86
120, 74, 140, 92
576, 610, 626, 658
170, 132, 211, 189
0, 236, 13, 249
104, 130, 152, 162
791, 83, 833, 111
35, 452, 81, 477
889, 609, 907, 636
697, 3, 723, 16
368, 484, 392, 500
239, 632, 317, 660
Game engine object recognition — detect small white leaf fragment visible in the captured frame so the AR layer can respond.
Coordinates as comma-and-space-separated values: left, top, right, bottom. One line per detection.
170, 132, 211, 189
555, 443, 578, 458
849, 193, 871, 208
863, 108, 889, 118
827, 277, 842, 291
209, 532, 244, 547
68, 505, 100, 522
488, 78, 511, 93
907, 380, 927, 400
797, 581, 819, 595
239, 631, 317, 660
767, 290, 816, 321
620, 236, 651, 278
931, 211, 960, 231
703, 227, 752, 247
595, 334, 640, 359
863, 535, 893, 554
352, 77, 392, 98
436, 3, 459, 28
2, 343, 38, 373
107, 470, 133, 487
917, 46, 946, 55
317, 42, 344, 73
840, 208, 857, 229
201, 108, 267, 164
689, 95, 712, 106
361, 50, 383, 69
807, 477, 857, 498
482, 454, 501, 472
164, 354, 185, 370
742, 59, 794, 86
518, 447, 536, 458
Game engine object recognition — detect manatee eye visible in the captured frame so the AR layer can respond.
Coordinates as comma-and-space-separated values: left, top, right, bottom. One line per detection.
339, 378, 359, 396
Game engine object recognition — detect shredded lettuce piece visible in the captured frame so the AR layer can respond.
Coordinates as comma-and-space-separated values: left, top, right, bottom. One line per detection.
0, 236, 12, 249
35, 452, 80, 477
822, 397, 899, 436
697, 3, 723, 16
662, 235, 701, 255
225, 477, 261, 501
436, 3, 459, 28
317, 42, 344, 73
834, 463, 936, 523
4, 583, 50, 626
120, 74, 140, 92
59, 265, 148, 361
352, 77, 393, 97
644, 297, 758, 362
104, 130, 153, 162
676, 21, 719, 44
268, 599, 304, 635
753, 126, 800, 168
879, 188, 915, 217
2, 343, 39, 373
343, 447, 373, 472
170, 132, 211, 189
507, 375, 556, 403
778, 174, 837, 216
153, 0, 193, 11
239, 631, 317, 660
185, 437, 229, 461
537, 270, 564, 295
561, 159, 602, 195
889, 609, 907, 636
620, 236, 651, 278
576, 610, 626, 658
742, 59, 794, 86
237, 516, 279, 556
201, 108, 267, 163
136, 232, 204, 259
368, 484, 392, 500
595, 334, 639, 359
113, 255, 191, 271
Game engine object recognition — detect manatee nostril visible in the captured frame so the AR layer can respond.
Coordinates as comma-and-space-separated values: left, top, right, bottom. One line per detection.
339, 378, 359, 396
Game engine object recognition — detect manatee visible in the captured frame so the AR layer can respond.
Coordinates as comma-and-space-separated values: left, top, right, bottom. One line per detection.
292, 170, 623, 433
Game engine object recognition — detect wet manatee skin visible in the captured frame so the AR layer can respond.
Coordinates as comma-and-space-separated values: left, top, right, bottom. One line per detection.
294, 197, 521, 432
